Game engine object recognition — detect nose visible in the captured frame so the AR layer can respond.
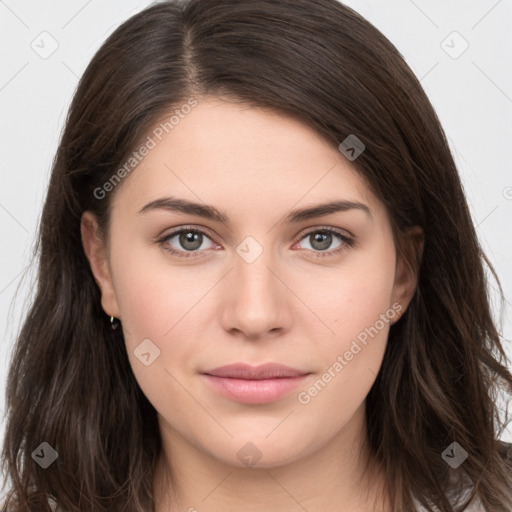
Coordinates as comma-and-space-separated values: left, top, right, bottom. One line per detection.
220, 243, 292, 340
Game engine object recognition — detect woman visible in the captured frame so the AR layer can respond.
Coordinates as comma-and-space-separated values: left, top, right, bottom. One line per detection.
1, 0, 511, 511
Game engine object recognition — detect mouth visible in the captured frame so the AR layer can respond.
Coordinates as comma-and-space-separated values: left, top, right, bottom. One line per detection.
201, 363, 311, 404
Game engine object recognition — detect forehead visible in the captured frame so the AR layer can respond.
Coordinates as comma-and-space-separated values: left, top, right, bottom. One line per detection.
111, 98, 382, 222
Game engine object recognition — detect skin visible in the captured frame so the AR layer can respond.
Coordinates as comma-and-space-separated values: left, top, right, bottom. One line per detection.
81, 97, 423, 512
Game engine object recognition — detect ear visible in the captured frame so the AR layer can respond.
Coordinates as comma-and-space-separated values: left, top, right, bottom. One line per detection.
391, 225, 424, 319
80, 211, 120, 318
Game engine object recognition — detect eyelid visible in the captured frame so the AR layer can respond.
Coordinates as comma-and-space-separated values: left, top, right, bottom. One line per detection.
296, 224, 354, 240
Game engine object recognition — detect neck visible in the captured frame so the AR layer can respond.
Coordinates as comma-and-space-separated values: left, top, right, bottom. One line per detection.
153, 405, 391, 512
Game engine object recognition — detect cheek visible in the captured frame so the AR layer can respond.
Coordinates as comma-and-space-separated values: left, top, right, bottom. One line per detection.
295, 275, 394, 429
301, 241, 396, 391
314, 243, 396, 338
112, 270, 167, 338
109, 231, 194, 329
109, 239, 215, 377
109, 250, 194, 408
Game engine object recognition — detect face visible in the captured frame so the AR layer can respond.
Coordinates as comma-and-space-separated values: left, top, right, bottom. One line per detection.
82, 97, 418, 469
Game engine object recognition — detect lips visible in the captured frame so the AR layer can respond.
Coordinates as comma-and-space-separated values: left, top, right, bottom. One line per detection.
201, 363, 310, 404
203, 363, 308, 380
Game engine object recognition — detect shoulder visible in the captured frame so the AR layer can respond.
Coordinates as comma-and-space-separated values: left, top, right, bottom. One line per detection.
413, 498, 486, 512
412, 487, 487, 512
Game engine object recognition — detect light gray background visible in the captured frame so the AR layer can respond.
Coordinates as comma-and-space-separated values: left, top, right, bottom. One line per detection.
1, 0, 511, 488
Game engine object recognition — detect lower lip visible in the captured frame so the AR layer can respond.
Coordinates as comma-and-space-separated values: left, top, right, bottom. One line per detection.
202, 374, 309, 404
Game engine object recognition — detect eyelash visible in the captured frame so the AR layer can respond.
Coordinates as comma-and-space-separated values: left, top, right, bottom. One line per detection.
156, 225, 355, 259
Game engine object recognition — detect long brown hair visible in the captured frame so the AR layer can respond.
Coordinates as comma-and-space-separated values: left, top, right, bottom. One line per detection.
2, 1, 511, 510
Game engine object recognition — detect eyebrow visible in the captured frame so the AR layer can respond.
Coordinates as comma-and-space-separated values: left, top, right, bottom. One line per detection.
137, 196, 372, 224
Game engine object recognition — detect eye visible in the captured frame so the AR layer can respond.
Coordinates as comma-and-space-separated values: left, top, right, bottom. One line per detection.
156, 225, 355, 259
158, 227, 218, 258
295, 228, 354, 258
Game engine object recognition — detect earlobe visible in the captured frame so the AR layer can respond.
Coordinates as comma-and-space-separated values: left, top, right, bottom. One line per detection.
392, 226, 424, 316
80, 211, 120, 318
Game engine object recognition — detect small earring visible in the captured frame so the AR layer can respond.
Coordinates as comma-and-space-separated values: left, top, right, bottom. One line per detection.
110, 315, 119, 330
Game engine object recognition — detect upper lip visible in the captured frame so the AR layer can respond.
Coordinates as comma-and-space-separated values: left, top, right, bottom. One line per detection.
203, 363, 309, 380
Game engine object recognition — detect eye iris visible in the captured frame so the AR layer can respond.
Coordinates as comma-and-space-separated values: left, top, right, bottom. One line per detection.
180, 231, 203, 251
311, 232, 332, 251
